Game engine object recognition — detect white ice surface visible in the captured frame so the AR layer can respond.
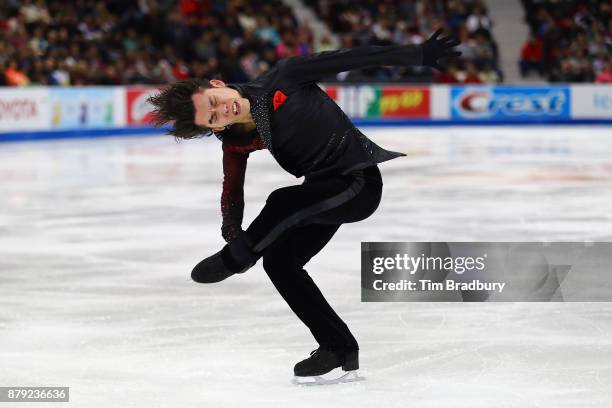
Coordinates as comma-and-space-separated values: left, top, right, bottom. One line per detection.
1, 126, 611, 407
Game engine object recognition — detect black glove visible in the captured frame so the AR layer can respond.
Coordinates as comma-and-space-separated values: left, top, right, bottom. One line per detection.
422, 28, 462, 71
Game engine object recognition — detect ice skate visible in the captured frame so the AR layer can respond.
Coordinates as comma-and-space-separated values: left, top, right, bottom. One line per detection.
292, 348, 364, 386
292, 368, 365, 386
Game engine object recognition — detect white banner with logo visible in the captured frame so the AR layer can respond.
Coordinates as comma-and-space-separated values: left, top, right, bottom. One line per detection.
571, 84, 612, 119
0, 88, 50, 131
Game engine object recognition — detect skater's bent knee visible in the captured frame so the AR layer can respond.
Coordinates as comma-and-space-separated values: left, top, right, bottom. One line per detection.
263, 253, 295, 274
263, 253, 304, 278
262, 254, 283, 274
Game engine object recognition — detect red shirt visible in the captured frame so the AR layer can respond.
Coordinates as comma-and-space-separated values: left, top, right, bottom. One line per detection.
521, 40, 543, 61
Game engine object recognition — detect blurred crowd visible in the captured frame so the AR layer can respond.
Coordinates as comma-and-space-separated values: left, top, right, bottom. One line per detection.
519, 0, 612, 83
0, 0, 315, 86
0, 0, 504, 87
5, 0, 611, 87
305, 0, 503, 83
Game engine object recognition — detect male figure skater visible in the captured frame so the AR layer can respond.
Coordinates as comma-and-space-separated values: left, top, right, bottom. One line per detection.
149, 29, 460, 384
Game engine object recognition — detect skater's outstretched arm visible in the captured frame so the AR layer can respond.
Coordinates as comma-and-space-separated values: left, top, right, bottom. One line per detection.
281, 29, 461, 84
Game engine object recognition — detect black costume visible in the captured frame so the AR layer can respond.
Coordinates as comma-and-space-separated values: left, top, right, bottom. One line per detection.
191, 35, 461, 375
196, 44, 422, 353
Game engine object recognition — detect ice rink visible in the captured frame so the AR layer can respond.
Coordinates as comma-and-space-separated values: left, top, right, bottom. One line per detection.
1, 126, 611, 407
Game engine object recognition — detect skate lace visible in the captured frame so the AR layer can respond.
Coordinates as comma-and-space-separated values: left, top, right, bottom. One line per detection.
309, 347, 332, 358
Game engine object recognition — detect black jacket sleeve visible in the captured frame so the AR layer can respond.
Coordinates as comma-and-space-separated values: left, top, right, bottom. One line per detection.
281, 45, 423, 84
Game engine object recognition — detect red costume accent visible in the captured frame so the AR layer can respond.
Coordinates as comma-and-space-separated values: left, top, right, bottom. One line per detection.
273, 90, 288, 111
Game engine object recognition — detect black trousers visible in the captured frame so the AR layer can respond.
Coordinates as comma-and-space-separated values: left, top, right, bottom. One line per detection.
245, 165, 383, 351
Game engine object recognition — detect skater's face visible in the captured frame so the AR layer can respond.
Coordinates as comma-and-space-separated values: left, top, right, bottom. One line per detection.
192, 79, 252, 132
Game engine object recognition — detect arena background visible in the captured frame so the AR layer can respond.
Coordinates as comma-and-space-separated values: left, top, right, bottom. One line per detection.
1, 0, 611, 407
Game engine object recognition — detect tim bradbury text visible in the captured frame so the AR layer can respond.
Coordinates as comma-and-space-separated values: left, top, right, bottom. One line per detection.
372, 279, 506, 293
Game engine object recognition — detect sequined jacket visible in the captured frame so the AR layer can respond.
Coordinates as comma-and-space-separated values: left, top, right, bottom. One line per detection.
218, 129, 265, 242
217, 44, 423, 242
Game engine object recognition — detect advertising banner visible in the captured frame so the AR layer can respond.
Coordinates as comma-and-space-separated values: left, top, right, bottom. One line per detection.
324, 85, 430, 119
126, 87, 159, 126
571, 84, 612, 119
324, 85, 378, 118
49, 88, 116, 129
3, 84, 611, 138
451, 86, 571, 121
0, 88, 50, 131
379, 86, 429, 118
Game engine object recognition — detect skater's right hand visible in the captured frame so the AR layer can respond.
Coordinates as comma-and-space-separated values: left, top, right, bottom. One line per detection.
422, 28, 462, 71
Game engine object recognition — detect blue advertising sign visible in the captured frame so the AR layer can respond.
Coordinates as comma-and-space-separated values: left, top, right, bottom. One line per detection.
451, 86, 570, 121
49, 88, 115, 129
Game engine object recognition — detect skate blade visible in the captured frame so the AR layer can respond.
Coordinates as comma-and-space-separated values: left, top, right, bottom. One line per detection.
292, 369, 365, 386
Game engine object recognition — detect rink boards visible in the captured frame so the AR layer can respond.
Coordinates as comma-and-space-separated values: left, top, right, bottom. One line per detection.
0, 84, 611, 142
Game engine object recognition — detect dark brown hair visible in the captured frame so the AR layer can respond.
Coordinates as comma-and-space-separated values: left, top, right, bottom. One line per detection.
147, 78, 213, 139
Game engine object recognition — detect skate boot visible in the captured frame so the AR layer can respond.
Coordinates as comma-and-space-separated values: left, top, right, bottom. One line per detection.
292, 347, 364, 386
191, 232, 256, 283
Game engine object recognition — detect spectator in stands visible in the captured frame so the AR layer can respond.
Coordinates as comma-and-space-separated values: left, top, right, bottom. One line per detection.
20, 0, 50, 28
195, 31, 217, 61
432, 63, 460, 83
276, 32, 302, 59
315, 33, 335, 53
4, 59, 30, 86
171, 59, 190, 81
0, 61, 6, 86
151, 59, 177, 84
454, 26, 476, 60
238, 48, 256, 77
457, 61, 482, 83
98, 63, 121, 85
472, 31, 496, 66
255, 16, 281, 47
28, 58, 46, 84
550, 51, 593, 83
466, 3, 492, 34
519, 33, 544, 77
596, 57, 612, 83
0, 40, 10, 66
237, 5, 257, 32
47, 58, 69, 86
481, 61, 501, 83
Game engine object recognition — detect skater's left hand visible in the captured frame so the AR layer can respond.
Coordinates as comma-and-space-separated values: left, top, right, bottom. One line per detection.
422, 28, 462, 71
